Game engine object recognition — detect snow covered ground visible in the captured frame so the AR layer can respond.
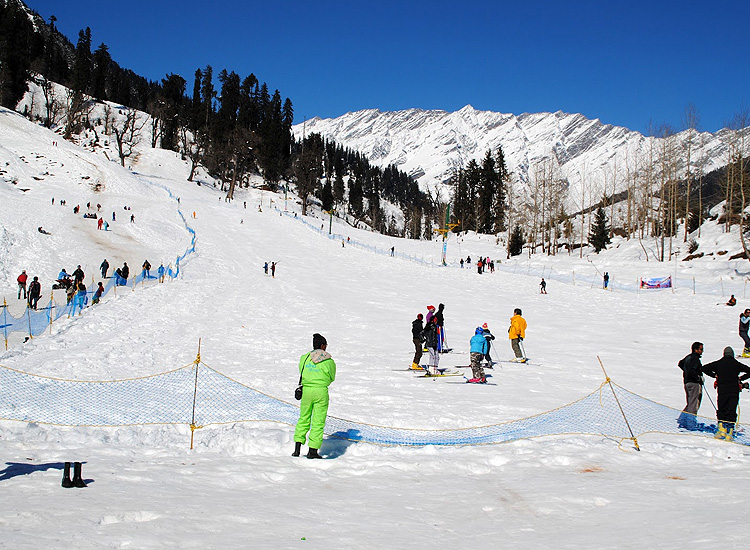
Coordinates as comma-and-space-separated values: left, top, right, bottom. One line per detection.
2, 106, 750, 549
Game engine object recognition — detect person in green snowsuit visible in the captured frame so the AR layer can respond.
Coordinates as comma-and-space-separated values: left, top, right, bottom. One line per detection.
292, 333, 336, 459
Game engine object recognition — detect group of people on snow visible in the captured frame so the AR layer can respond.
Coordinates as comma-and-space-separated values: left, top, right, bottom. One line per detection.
410, 306, 527, 382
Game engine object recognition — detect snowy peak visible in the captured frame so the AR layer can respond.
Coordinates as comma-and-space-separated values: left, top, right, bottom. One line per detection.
292, 106, 738, 205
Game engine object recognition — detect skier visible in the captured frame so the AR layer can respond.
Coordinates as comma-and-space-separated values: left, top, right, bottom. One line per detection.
73, 282, 87, 315
468, 327, 489, 383
677, 341, 704, 429
292, 333, 336, 459
411, 313, 424, 370
271, 261, 277, 278
739, 309, 750, 358
540, 278, 547, 294
482, 323, 495, 365
263, 262, 269, 275
435, 303, 447, 352
603, 272, 609, 289
702, 346, 750, 441
508, 308, 527, 362
158, 263, 166, 283
27, 276, 41, 310
422, 316, 440, 374
17, 270, 28, 300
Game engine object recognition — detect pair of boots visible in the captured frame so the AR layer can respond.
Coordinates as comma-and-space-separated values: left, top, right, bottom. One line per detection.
410, 362, 422, 370
715, 421, 735, 441
61, 462, 87, 488
292, 442, 322, 459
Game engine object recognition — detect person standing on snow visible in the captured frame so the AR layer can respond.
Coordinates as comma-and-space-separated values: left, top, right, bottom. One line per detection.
481, 323, 495, 365
425, 304, 436, 325
72, 265, 84, 285
92, 282, 104, 304
540, 278, 547, 294
435, 303, 447, 352
603, 272, 609, 289
739, 309, 750, 358
142, 260, 151, 278
702, 346, 750, 441
17, 270, 28, 300
508, 308, 527, 362
100, 259, 109, 278
27, 276, 42, 310
422, 316, 440, 373
292, 333, 336, 459
469, 327, 489, 383
411, 313, 424, 370
158, 263, 166, 283
677, 341, 704, 426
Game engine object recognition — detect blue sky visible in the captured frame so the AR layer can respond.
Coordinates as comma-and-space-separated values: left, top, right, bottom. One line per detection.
27, 0, 750, 133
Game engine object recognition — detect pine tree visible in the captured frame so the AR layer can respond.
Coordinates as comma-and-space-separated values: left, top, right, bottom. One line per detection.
588, 206, 611, 253
508, 225, 524, 256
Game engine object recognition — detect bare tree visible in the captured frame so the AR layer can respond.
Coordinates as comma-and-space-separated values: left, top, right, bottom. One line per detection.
682, 104, 700, 241
111, 108, 146, 166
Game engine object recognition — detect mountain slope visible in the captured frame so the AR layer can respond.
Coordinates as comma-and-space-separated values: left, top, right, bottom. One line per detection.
293, 105, 736, 205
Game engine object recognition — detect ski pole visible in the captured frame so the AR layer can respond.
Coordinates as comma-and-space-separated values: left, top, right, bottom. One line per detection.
702, 384, 717, 412
519, 340, 528, 361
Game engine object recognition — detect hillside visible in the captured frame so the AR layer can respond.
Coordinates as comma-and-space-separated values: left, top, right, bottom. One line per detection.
3, 106, 750, 548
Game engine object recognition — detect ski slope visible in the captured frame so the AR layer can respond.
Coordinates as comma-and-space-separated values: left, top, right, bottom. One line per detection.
1, 107, 750, 549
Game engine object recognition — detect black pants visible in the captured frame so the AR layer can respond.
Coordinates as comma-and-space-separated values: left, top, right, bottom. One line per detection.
413, 338, 423, 365
717, 390, 740, 424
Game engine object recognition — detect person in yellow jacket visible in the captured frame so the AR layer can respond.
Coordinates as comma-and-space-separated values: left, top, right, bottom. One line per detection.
293, 333, 336, 459
508, 308, 527, 362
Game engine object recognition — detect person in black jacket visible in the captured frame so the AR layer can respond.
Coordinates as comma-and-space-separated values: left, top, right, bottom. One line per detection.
702, 346, 750, 441
435, 303, 447, 352
411, 313, 424, 370
677, 342, 704, 429
422, 316, 440, 374
27, 276, 42, 310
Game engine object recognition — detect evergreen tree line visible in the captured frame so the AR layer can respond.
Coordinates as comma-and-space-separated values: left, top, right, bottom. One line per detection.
451, 148, 509, 234
0, 1, 435, 238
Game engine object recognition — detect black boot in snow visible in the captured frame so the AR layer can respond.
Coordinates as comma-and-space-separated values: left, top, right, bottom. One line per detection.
292, 442, 302, 457
61, 462, 73, 488
306, 448, 322, 459
72, 462, 87, 488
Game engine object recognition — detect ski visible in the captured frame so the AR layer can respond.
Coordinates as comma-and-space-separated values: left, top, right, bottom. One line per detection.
416, 371, 463, 378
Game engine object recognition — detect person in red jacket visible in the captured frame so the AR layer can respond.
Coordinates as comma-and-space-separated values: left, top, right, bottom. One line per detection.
17, 270, 28, 299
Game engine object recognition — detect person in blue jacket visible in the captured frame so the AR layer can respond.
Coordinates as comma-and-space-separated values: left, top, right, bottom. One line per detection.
469, 327, 489, 383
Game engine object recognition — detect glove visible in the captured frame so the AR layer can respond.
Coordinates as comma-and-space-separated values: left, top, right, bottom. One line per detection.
742, 381, 749, 390
519, 337, 523, 341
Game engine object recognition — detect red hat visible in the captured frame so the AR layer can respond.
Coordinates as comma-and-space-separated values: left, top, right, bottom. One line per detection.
482, 323, 488, 329
427, 305, 435, 310
417, 313, 423, 319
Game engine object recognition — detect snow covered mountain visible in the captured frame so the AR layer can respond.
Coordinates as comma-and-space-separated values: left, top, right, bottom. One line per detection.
293, 105, 737, 205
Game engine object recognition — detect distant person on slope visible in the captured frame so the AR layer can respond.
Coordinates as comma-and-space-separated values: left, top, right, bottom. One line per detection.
292, 333, 336, 459
739, 309, 750, 358
158, 263, 166, 283
422, 316, 440, 374
603, 272, 609, 289
411, 313, 424, 370
425, 304, 436, 324
482, 323, 495, 366
142, 260, 151, 278
17, 270, 28, 300
100, 259, 109, 278
469, 327, 489, 383
677, 341, 704, 429
726, 295, 736, 306
508, 308, 527, 362
702, 346, 750, 441
540, 278, 547, 294
92, 282, 104, 304
27, 276, 41, 310
435, 303, 447, 352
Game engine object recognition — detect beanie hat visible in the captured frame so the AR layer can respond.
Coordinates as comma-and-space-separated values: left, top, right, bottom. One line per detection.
417, 313, 423, 320
427, 305, 435, 311
475, 327, 484, 335
724, 346, 734, 357
312, 333, 327, 350
482, 323, 489, 329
